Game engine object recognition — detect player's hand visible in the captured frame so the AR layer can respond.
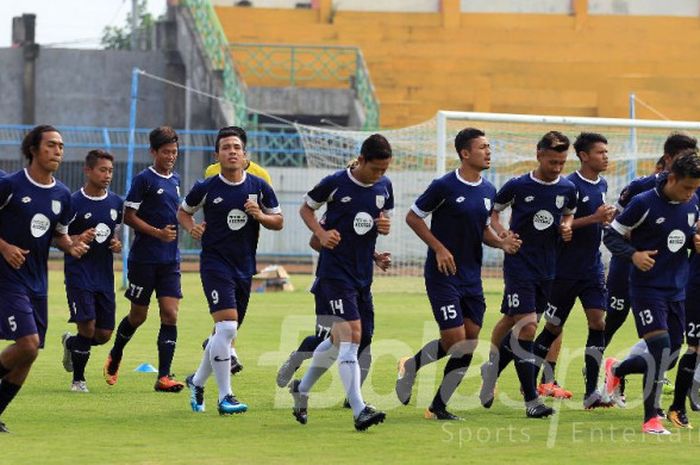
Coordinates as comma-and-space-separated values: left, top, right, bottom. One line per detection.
79, 228, 97, 244
244, 199, 264, 221
157, 224, 177, 243
694, 233, 700, 253
594, 204, 617, 225
68, 240, 90, 259
0, 243, 29, 269
189, 222, 206, 241
632, 250, 657, 271
375, 212, 391, 235
560, 223, 573, 242
108, 237, 122, 253
318, 229, 341, 249
501, 231, 522, 255
373, 251, 392, 272
435, 245, 456, 276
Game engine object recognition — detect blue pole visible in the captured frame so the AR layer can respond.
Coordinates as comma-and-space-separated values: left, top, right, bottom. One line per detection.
122, 68, 140, 289
628, 92, 637, 182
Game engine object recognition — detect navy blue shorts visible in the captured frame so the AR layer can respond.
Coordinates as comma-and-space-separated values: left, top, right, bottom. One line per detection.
125, 261, 182, 306
66, 287, 116, 331
0, 288, 48, 348
312, 279, 369, 324
631, 296, 685, 348
684, 284, 700, 346
500, 277, 552, 316
425, 279, 486, 330
544, 276, 607, 327
606, 256, 632, 317
200, 272, 251, 324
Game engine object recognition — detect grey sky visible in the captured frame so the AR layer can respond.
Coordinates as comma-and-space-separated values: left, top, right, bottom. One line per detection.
0, 0, 165, 48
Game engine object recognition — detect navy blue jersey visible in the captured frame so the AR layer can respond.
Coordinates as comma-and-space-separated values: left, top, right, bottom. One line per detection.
556, 171, 608, 279
182, 173, 281, 278
124, 167, 180, 264
615, 174, 658, 212
494, 172, 577, 281
64, 189, 124, 292
686, 186, 700, 288
0, 169, 73, 295
411, 169, 496, 292
306, 168, 394, 288
611, 188, 698, 300
0, 169, 6, 177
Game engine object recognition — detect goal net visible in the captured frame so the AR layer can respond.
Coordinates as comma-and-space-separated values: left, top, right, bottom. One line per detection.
296, 111, 700, 276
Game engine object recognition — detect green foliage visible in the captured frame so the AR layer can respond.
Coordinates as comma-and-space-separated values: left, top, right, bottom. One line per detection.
101, 0, 155, 50
1, 272, 696, 464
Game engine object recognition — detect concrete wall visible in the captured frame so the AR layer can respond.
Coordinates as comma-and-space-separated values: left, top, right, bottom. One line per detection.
0, 49, 23, 123
460, 0, 570, 14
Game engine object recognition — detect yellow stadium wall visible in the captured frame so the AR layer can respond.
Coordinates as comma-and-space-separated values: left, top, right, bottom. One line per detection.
216, 6, 700, 128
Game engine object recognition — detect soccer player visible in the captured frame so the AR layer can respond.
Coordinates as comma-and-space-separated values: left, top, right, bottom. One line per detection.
204, 152, 271, 185
61, 150, 124, 392
0, 125, 88, 432
603, 133, 697, 406
179, 126, 283, 415
103, 126, 185, 392
531, 132, 616, 408
289, 134, 392, 431
394, 128, 521, 420
479, 131, 577, 418
603, 150, 700, 434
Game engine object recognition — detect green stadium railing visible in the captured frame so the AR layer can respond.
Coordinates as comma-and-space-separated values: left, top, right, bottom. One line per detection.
230, 43, 380, 130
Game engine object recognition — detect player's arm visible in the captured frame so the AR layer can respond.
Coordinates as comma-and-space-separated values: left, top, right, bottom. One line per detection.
0, 237, 29, 270
559, 214, 574, 242
177, 207, 205, 240
571, 204, 617, 229
483, 225, 521, 254
603, 202, 656, 271
244, 199, 283, 230
54, 233, 89, 259
300, 203, 340, 249
70, 228, 96, 245
406, 209, 455, 276
124, 208, 177, 243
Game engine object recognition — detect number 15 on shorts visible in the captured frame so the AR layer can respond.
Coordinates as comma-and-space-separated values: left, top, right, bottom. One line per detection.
440, 304, 457, 321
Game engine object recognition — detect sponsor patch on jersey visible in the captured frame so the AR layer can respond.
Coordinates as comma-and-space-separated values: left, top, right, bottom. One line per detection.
30, 213, 50, 238
667, 229, 686, 252
533, 209, 554, 231
94, 222, 111, 244
110, 209, 118, 221
376, 195, 385, 209
52, 200, 61, 215
226, 208, 248, 231
353, 212, 374, 235
555, 195, 565, 209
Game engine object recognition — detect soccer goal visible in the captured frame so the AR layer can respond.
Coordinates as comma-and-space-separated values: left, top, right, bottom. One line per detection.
296, 110, 700, 276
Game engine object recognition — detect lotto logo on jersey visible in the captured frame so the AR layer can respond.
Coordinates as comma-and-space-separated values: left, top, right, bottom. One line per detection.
227, 209, 248, 231
30, 213, 51, 238
94, 223, 111, 244
667, 229, 686, 252
353, 212, 374, 235
532, 209, 554, 231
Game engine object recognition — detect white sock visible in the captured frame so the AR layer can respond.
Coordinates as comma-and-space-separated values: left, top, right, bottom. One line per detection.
628, 339, 648, 358
299, 338, 337, 394
338, 342, 364, 417
210, 321, 237, 402
193, 339, 213, 387
230, 346, 239, 359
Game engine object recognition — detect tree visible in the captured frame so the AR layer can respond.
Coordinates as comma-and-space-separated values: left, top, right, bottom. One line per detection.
101, 0, 155, 50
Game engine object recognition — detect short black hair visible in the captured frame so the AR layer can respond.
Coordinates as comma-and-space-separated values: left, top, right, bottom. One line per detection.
85, 149, 114, 168
454, 127, 485, 159
21, 125, 60, 162
537, 131, 570, 153
215, 126, 247, 152
670, 148, 700, 179
360, 134, 392, 161
664, 132, 697, 158
573, 132, 607, 158
149, 126, 179, 151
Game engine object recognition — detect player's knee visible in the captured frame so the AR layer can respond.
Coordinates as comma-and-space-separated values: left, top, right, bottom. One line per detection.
15, 336, 40, 362
588, 318, 605, 332
160, 308, 178, 325
93, 330, 112, 345
517, 323, 537, 340
544, 322, 563, 335
128, 309, 148, 327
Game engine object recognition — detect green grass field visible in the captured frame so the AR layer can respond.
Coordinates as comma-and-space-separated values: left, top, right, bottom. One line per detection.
3, 271, 698, 464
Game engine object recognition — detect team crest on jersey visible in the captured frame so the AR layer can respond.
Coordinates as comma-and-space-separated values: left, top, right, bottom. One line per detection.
689, 213, 696, 227
484, 198, 491, 210
176, 186, 180, 197
376, 195, 385, 209
213, 197, 223, 204
525, 196, 534, 203
52, 200, 61, 215
84, 212, 92, 219
21, 196, 31, 203
555, 195, 565, 209
110, 209, 118, 221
